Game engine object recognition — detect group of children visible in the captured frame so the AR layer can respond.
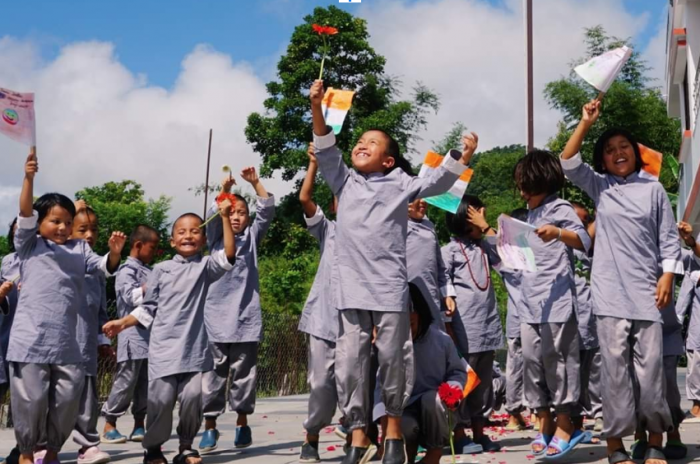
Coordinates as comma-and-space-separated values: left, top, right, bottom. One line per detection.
0, 80, 697, 464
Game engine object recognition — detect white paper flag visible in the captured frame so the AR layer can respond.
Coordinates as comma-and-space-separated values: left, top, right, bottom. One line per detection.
574, 46, 633, 93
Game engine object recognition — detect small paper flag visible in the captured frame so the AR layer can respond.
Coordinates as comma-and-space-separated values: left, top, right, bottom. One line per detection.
418, 151, 473, 213
322, 88, 355, 135
0, 87, 35, 146
574, 46, 633, 93
638, 143, 662, 180
463, 364, 481, 398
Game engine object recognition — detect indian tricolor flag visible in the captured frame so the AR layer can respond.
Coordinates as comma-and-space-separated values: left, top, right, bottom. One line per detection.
639, 143, 662, 181
418, 151, 473, 214
322, 87, 355, 135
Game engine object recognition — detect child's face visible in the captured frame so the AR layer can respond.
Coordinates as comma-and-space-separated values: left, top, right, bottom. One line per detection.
39, 206, 73, 245
137, 238, 159, 264
71, 212, 99, 249
408, 199, 427, 221
229, 200, 250, 234
603, 135, 636, 178
351, 131, 395, 174
171, 216, 206, 257
519, 188, 546, 210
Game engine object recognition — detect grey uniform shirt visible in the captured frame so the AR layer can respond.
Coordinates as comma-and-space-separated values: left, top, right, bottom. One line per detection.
205, 196, 275, 343
298, 207, 338, 343
498, 267, 522, 339
76, 272, 108, 376
313, 130, 467, 312
561, 154, 683, 322
573, 250, 598, 350
115, 257, 152, 363
8, 212, 111, 365
520, 195, 591, 324
442, 237, 504, 353
677, 249, 700, 351
0, 253, 19, 384
131, 251, 234, 380
408, 325, 466, 406
407, 218, 456, 324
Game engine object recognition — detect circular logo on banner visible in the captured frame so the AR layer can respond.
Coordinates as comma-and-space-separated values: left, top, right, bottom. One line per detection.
2, 109, 18, 125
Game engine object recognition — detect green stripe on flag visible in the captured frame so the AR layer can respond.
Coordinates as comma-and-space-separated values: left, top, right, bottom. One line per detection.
425, 193, 460, 214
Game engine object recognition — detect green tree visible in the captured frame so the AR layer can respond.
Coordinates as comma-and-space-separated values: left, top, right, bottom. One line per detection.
0, 236, 9, 261
545, 26, 681, 208
75, 180, 172, 258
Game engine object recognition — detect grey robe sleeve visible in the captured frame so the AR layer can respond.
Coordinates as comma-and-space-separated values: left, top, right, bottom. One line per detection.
98, 280, 110, 345
131, 268, 161, 329
437, 238, 456, 298
559, 153, 604, 203
655, 184, 683, 274
403, 150, 467, 201
305, 206, 329, 243
14, 211, 39, 258
313, 131, 350, 196
116, 266, 145, 308
205, 249, 236, 281
83, 241, 113, 277
442, 244, 455, 287
206, 201, 223, 249
250, 195, 276, 244
552, 202, 592, 253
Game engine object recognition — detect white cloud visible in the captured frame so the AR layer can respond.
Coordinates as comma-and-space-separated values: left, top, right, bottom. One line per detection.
360, 0, 650, 159
0, 39, 287, 233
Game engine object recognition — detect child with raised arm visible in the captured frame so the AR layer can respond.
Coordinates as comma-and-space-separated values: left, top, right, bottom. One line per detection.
513, 150, 592, 459
69, 203, 114, 464
10, 152, 125, 464
560, 100, 682, 464
297, 143, 340, 463
309, 79, 473, 464
102, 225, 160, 444
199, 166, 274, 452
103, 204, 236, 464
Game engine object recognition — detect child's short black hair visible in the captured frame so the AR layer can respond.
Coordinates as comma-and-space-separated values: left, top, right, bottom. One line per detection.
446, 195, 485, 239
366, 128, 401, 160
130, 224, 159, 247
570, 201, 593, 226
510, 208, 528, 222
409, 282, 433, 342
593, 128, 644, 174
7, 218, 17, 253
75, 206, 98, 220
171, 213, 204, 236
33, 193, 76, 224
513, 150, 565, 196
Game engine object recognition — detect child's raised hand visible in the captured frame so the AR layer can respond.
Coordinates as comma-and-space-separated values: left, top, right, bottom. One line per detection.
467, 206, 488, 233
679, 221, 694, 241
240, 167, 259, 185
582, 100, 601, 125
307, 143, 317, 164
460, 132, 479, 164
74, 199, 88, 213
219, 198, 232, 218
221, 175, 236, 193
108, 231, 127, 255
24, 152, 38, 180
310, 80, 324, 107
0, 281, 13, 299
535, 224, 561, 242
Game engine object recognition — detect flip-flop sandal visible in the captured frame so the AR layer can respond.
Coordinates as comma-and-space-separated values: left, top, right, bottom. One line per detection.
531, 433, 552, 456
540, 430, 591, 461
632, 440, 649, 460
581, 433, 601, 445
643, 446, 667, 464
608, 449, 633, 464
663, 440, 687, 460
173, 450, 201, 464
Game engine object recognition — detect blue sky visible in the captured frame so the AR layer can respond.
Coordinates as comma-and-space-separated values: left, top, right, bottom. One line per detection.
3, 0, 666, 88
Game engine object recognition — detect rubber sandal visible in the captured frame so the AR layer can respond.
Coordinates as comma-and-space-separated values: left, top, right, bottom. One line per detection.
643, 446, 667, 464
541, 430, 591, 461
663, 440, 687, 460
531, 433, 552, 456
608, 449, 632, 464
632, 440, 649, 460
173, 450, 201, 464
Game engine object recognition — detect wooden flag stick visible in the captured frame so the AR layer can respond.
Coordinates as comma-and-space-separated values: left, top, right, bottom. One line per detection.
594, 91, 605, 103
203, 129, 213, 219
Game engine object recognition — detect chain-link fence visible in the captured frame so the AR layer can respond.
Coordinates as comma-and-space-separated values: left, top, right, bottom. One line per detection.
0, 305, 310, 429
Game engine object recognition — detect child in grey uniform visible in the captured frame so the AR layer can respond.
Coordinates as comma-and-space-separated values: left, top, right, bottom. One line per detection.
70, 205, 114, 464
513, 150, 592, 459
375, 283, 466, 464
297, 144, 340, 463
442, 195, 503, 453
199, 166, 274, 452
10, 151, 125, 464
309, 79, 473, 464
102, 225, 160, 444
103, 206, 236, 464
561, 100, 682, 464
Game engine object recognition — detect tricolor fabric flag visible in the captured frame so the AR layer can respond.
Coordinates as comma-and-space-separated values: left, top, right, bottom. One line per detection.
322, 88, 355, 134
463, 364, 481, 398
0, 87, 35, 146
574, 46, 633, 93
638, 143, 662, 180
418, 151, 473, 213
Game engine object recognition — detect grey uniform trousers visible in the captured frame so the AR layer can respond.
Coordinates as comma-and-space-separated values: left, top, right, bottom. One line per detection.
304, 336, 338, 436
572, 348, 602, 419
521, 318, 580, 414
505, 337, 525, 415
73, 375, 100, 448
143, 372, 203, 450
336, 309, 414, 430
686, 350, 700, 402
457, 351, 494, 427
10, 362, 85, 454
202, 342, 258, 418
664, 355, 684, 429
402, 390, 449, 450
597, 316, 672, 438
102, 359, 149, 423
